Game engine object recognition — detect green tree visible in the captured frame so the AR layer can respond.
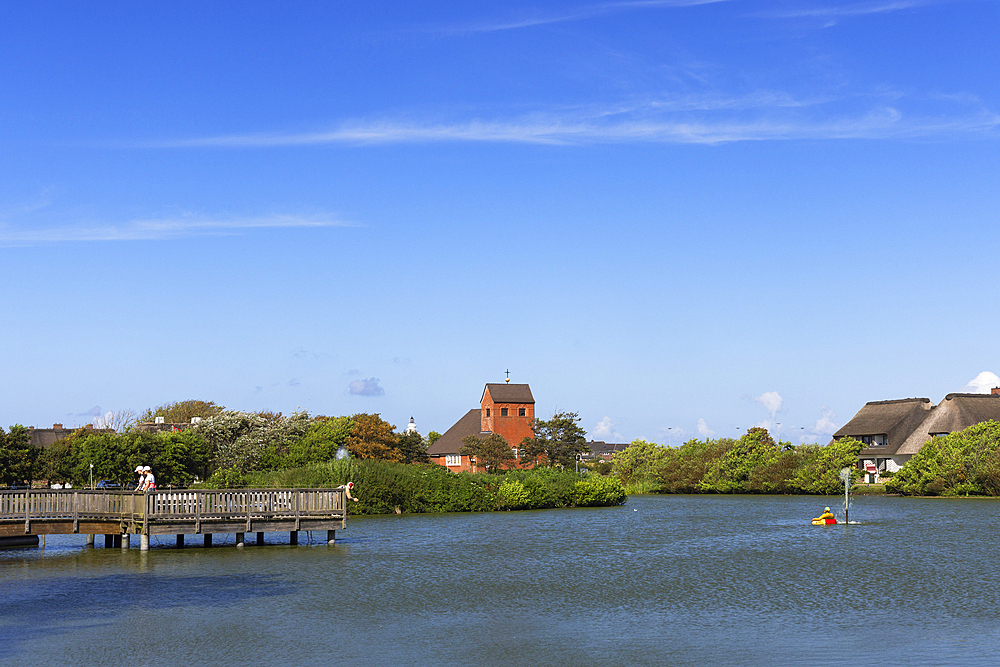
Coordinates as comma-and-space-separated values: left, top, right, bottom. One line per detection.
700, 427, 780, 493
427, 431, 443, 446
0, 425, 41, 486
789, 438, 863, 494
611, 439, 671, 485
283, 416, 354, 468
461, 433, 516, 473
520, 411, 589, 468
886, 421, 1000, 496
657, 438, 737, 493
396, 430, 430, 464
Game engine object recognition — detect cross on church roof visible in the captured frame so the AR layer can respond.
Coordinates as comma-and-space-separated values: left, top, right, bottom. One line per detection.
505, 369, 510, 383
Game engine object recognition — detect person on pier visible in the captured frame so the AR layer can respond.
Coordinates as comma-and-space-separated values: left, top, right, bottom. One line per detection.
141, 466, 156, 491
134, 466, 146, 492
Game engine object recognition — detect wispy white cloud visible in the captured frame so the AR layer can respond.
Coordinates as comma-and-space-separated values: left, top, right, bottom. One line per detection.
0, 213, 349, 245
767, 0, 932, 20
697, 418, 716, 437
156, 101, 999, 149
444, 0, 732, 33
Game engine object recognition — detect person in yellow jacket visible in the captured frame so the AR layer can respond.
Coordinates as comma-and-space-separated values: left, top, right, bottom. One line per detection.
813, 507, 836, 524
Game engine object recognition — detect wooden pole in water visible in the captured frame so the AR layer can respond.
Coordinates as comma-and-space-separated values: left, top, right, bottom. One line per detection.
840, 467, 851, 525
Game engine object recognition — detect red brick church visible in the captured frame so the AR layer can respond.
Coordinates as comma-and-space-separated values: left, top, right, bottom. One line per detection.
427, 381, 535, 472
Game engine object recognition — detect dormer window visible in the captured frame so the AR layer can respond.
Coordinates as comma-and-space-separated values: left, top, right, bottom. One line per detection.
485, 408, 490, 417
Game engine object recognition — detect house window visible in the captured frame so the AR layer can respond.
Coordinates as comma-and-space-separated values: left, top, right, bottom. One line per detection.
485, 409, 490, 417
518, 407, 526, 417
501, 408, 509, 417
446, 455, 461, 466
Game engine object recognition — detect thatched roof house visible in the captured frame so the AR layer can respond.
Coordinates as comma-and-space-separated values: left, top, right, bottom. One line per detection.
896, 393, 1000, 457
833, 397, 934, 454
835, 392, 1000, 479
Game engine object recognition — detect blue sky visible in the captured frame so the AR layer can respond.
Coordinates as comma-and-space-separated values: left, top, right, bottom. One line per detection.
2, 0, 998, 445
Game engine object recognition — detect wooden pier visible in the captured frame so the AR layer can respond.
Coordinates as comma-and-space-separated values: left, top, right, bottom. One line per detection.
0, 488, 348, 550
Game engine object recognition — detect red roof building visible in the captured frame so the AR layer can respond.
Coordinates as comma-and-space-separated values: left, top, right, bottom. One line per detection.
428, 382, 535, 472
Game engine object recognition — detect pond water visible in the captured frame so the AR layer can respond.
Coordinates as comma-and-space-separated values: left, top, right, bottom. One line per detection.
2, 494, 999, 666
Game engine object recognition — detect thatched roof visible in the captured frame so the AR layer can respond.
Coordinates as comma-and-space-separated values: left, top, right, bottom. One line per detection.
481, 383, 534, 404
897, 393, 1000, 455
427, 409, 483, 456
834, 397, 934, 455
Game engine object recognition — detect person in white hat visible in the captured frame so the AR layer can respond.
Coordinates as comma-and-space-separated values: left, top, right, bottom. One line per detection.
134, 466, 146, 492
141, 466, 156, 492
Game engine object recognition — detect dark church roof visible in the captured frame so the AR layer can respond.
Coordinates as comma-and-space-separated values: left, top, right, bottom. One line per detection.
427, 409, 483, 456
481, 383, 534, 404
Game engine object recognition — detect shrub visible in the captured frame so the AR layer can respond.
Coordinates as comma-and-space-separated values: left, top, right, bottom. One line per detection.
497, 479, 531, 510
572, 475, 627, 506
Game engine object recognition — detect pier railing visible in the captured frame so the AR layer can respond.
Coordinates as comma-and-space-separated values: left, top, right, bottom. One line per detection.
0, 488, 348, 533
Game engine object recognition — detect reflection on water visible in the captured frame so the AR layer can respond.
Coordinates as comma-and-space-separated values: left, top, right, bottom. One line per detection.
2, 494, 999, 666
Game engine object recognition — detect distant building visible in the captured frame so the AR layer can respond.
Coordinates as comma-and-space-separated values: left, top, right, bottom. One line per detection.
407, 416, 417, 433
28, 423, 107, 449
428, 382, 535, 472
833, 391, 1000, 482
581, 440, 630, 462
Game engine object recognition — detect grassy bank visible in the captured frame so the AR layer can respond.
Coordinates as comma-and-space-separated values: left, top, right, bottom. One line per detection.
222, 459, 626, 515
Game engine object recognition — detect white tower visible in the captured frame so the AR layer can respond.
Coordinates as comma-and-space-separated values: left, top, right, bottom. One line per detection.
407, 416, 416, 433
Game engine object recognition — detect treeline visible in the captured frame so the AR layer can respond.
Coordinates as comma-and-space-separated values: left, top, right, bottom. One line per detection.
611, 427, 864, 495
885, 420, 1000, 496
2, 400, 439, 489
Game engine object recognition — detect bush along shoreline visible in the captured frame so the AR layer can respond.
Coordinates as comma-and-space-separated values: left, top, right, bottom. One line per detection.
227, 459, 627, 515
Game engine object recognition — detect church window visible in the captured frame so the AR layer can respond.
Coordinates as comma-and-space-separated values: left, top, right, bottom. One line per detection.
501, 408, 509, 417
518, 408, 526, 417
485, 409, 490, 417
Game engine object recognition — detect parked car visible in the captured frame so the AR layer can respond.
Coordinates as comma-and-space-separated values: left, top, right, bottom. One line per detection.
95, 480, 121, 490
